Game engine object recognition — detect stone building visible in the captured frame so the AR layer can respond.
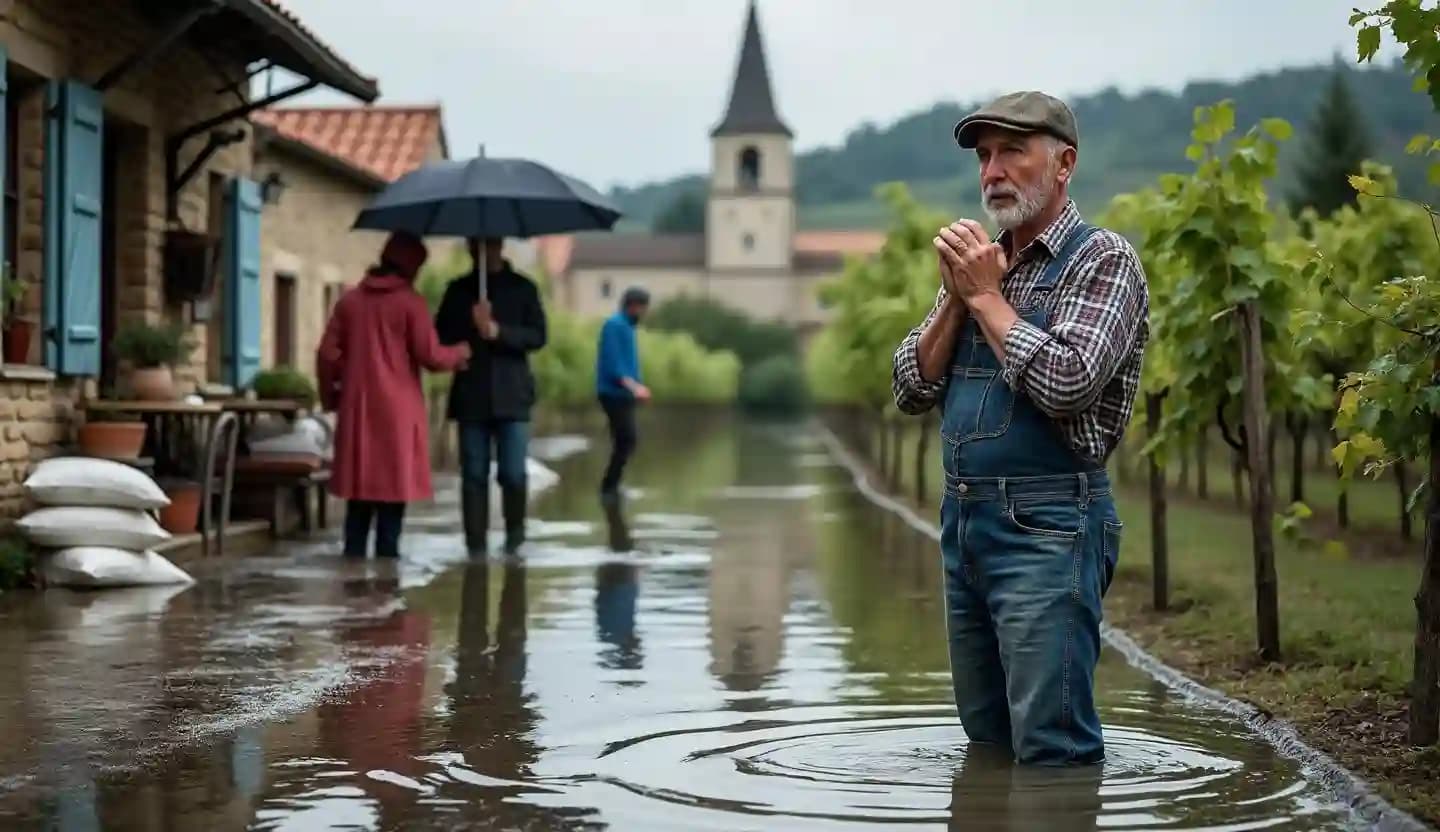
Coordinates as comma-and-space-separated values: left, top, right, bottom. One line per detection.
250, 104, 449, 373
0, 0, 377, 516
541, 2, 883, 333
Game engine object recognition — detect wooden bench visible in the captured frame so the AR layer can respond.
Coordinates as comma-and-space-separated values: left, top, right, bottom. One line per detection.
231, 456, 331, 536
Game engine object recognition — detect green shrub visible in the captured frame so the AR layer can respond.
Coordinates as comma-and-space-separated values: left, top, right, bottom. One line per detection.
739, 354, 808, 413
251, 366, 318, 407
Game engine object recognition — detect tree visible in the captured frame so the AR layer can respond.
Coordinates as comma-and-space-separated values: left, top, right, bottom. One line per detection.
646, 295, 797, 368
1289, 68, 1373, 220
1144, 101, 1296, 661
652, 189, 706, 233
1337, 0, 1440, 745
810, 182, 948, 501
1295, 161, 1433, 533
1102, 187, 1182, 611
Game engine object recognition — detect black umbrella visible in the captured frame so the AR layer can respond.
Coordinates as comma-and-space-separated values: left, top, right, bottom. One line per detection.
352, 153, 622, 296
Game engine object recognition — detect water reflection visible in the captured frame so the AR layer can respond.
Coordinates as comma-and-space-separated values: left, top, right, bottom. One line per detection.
0, 412, 1363, 831
448, 558, 534, 781
320, 569, 429, 828
947, 748, 1102, 831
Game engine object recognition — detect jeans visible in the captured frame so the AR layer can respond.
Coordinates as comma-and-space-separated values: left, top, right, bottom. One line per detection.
939, 473, 1120, 764
599, 395, 636, 494
458, 420, 530, 491
344, 500, 407, 558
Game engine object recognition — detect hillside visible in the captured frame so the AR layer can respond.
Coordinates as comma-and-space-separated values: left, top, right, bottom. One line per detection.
610, 61, 1440, 230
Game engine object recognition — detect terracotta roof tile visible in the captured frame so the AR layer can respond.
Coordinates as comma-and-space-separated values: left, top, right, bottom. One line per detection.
252, 105, 446, 182
540, 228, 885, 276
793, 230, 886, 256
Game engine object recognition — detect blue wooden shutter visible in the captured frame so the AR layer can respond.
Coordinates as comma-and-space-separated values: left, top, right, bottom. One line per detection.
0, 46, 9, 281
223, 178, 262, 387
42, 80, 102, 375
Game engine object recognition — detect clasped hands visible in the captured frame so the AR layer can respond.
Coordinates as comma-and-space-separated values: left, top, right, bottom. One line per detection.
932, 219, 1008, 305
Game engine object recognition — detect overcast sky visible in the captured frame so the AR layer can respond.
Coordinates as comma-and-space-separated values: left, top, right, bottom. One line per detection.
274, 1, 1389, 191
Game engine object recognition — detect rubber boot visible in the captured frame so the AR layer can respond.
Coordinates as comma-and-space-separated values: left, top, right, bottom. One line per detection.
462, 485, 489, 558
501, 486, 527, 555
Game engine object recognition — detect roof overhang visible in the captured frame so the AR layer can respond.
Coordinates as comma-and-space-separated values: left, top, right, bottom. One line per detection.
124, 0, 379, 103
216, 0, 379, 102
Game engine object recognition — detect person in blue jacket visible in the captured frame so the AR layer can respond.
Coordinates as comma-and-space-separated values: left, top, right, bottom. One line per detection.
595, 288, 651, 502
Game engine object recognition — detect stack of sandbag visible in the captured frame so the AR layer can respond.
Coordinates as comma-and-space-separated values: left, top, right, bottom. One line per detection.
16, 457, 192, 587
247, 414, 332, 460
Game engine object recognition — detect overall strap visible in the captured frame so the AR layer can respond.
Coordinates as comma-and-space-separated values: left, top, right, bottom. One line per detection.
1035, 222, 1101, 292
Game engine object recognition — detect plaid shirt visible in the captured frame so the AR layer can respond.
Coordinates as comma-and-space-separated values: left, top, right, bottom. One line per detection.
891, 200, 1149, 465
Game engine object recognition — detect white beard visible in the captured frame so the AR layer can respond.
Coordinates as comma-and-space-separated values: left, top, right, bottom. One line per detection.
981, 156, 1060, 230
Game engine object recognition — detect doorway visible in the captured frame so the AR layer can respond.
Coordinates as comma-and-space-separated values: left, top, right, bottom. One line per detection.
273, 271, 296, 367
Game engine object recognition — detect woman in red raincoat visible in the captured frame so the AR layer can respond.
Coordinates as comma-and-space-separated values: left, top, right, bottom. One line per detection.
318, 232, 472, 558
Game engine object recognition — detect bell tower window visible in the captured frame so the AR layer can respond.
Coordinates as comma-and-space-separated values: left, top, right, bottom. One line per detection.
738, 146, 761, 191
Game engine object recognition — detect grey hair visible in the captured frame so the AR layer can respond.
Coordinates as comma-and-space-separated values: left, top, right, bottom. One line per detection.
1038, 133, 1073, 162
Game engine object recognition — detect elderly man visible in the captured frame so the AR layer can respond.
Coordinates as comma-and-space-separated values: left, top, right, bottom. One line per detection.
892, 91, 1149, 765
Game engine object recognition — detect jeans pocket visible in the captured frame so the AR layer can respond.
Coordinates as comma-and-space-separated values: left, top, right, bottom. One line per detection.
1101, 520, 1123, 596
1005, 498, 1084, 539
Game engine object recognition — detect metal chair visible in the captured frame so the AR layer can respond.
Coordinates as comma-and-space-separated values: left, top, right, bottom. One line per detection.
199, 411, 240, 558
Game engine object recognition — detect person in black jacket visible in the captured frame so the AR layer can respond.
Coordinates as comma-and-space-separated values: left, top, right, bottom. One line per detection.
435, 237, 548, 556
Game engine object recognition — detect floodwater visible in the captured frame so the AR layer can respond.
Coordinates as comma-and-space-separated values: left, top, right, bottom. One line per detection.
0, 412, 1362, 830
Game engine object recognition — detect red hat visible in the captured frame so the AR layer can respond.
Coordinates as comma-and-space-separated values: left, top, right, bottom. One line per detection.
379, 232, 428, 279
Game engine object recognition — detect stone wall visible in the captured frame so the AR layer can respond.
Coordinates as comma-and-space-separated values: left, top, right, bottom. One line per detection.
252, 144, 386, 375
0, 0, 256, 517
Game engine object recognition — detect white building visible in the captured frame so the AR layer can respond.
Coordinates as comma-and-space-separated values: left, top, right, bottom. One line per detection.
539, 2, 883, 333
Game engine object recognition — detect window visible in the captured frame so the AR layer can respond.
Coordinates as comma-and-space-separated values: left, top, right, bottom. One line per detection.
742, 233, 755, 252
324, 282, 344, 314
601, 278, 612, 299
738, 146, 760, 190
273, 272, 296, 368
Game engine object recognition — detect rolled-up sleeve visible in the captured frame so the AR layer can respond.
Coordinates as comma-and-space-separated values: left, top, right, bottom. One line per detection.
892, 287, 950, 414
1000, 245, 1147, 417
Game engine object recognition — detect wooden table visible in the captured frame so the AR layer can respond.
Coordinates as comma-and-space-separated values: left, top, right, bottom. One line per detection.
215, 399, 305, 451
81, 400, 240, 557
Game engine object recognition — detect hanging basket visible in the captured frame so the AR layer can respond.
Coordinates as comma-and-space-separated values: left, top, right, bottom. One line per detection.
163, 229, 219, 304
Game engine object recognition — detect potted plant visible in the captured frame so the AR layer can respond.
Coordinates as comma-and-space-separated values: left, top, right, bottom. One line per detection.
2, 269, 33, 365
78, 411, 148, 459
251, 366, 319, 409
156, 475, 203, 534
112, 321, 195, 401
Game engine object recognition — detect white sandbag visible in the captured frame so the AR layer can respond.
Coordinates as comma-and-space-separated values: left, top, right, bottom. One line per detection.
17, 505, 172, 551
248, 415, 333, 460
486, 458, 560, 511
23, 456, 170, 510
40, 546, 193, 587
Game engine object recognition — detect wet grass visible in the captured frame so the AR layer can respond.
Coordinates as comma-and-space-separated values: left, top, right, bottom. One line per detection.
839, 414, 1440, 827
1105, 492, 1438, 827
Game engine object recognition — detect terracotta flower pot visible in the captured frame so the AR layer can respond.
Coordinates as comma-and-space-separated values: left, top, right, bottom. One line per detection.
130, 366, 176, 401
3, 320, 33, 364
78, 421, 147, 459
158, 481, 202, 535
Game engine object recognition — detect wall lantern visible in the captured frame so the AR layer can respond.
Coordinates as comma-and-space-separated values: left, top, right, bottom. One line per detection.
260, 171, 287, 206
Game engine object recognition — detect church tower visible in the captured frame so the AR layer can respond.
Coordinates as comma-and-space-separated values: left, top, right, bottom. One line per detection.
706, 1, 794, 273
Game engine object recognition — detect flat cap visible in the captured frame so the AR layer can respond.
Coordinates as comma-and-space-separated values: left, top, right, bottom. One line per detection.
953, 91, 1079, 149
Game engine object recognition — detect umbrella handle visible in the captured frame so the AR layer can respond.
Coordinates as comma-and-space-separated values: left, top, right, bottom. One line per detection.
478, 245, 487, 301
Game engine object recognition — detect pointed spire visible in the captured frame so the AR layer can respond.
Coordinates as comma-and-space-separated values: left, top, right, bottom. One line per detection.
712, 1, 792, 137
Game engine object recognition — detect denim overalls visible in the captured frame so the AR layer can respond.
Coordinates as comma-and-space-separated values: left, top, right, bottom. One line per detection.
938, 222, 1123, 765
